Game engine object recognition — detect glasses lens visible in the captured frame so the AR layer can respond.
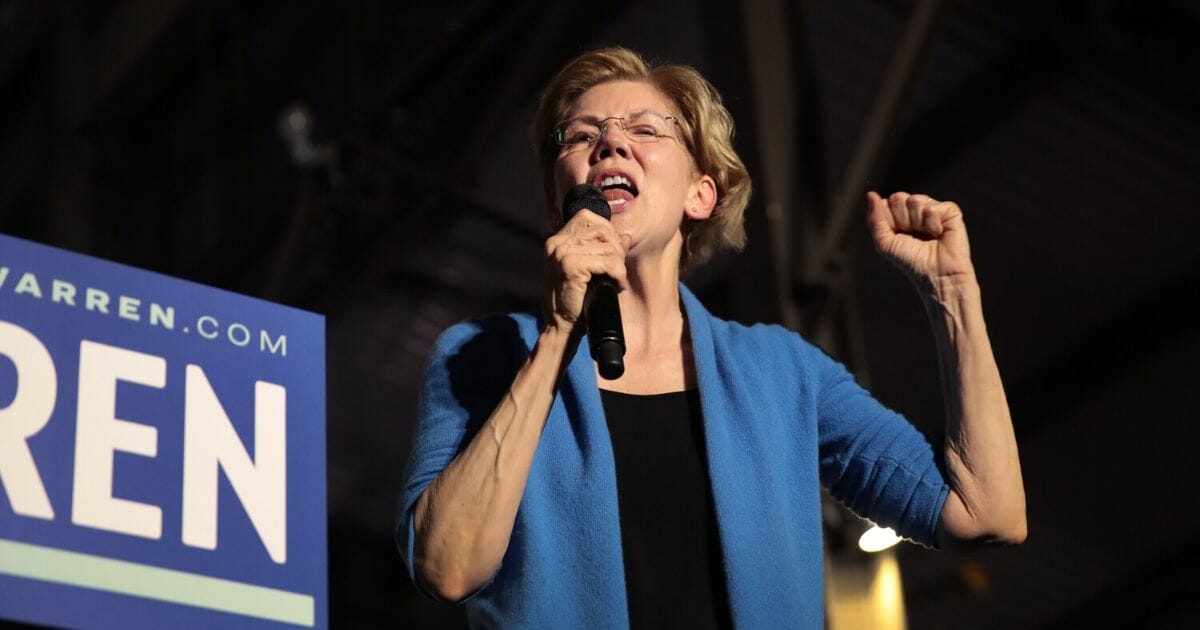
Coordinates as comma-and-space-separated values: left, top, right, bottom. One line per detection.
623, 112, 672, 142
558, 120, 600, 150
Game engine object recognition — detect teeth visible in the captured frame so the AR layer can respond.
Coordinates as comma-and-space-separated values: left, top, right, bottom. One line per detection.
600, 175, 632, 188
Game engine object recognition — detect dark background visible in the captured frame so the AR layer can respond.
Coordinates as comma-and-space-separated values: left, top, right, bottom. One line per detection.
2, 1, 1199, 628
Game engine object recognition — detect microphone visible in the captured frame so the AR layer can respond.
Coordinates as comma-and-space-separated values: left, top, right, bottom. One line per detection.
562, 183, 625, 380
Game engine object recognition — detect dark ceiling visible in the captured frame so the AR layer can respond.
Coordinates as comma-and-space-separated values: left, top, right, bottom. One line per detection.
2, 1, 1199, 628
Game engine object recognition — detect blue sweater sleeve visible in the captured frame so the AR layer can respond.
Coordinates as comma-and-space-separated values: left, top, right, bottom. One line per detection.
395, 316, 525, 595
810, 344, 949, 547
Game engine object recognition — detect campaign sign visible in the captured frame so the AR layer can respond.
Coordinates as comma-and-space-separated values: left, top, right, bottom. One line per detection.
0, 234, 326, 629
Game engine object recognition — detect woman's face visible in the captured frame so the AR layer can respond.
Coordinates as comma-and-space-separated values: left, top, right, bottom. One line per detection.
552, 80, 713, 262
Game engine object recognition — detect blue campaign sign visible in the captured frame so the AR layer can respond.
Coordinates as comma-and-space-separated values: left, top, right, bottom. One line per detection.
0, 233, 327, 629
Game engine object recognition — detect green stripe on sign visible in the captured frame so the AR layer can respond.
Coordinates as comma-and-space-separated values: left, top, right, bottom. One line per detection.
0, 538, 314, 627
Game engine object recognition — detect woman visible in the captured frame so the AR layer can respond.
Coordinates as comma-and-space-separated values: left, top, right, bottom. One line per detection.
397, 47, 1025, 629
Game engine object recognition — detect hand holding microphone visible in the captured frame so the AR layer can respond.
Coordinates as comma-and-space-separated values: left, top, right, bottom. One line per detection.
545, 183, 627, 380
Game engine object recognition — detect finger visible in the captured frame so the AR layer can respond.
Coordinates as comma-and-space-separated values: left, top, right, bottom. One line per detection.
552, 213, 628, 288
560, 251, 624, 286
545, 232, 568, 257
905, 194, 936, 215
556, 237, 628, 284
934, 199, 962, 222
563, 209, 607, 231
865, 191, 894, 243
618, 232, 633, 252
936, 200, 968, 240
552, 241, 621, 263
554, 209, 594, 239
866, 191, 889, 221
546, 230, 603, 259
552, 235, 627, 263
904, 194, 928, 234
906, 194, 943, 238
888, 191, 911, 230
564, 208, 601, 224
604, 240, 630, 291
922, 206, 943, 237
564, 210, 621, 244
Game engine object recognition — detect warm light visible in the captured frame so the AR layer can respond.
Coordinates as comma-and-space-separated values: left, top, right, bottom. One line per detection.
858, 525, 901, 553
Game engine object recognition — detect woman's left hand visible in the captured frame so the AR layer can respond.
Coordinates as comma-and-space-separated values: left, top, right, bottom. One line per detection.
866, 191, 976, 284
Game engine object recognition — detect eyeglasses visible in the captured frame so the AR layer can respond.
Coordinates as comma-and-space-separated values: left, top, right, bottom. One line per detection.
553, 110, 681, 154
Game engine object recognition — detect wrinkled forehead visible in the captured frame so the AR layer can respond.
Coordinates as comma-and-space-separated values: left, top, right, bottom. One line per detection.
565, 80, 677, 120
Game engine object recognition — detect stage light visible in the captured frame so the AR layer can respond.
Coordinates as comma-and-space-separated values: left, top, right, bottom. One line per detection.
858, 524, 901, 553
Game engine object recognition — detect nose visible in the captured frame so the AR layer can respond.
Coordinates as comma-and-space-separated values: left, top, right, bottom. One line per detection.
591, 121, 630, 162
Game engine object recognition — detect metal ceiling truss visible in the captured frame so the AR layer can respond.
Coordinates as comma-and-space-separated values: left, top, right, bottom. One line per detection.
741, 0, 949, 373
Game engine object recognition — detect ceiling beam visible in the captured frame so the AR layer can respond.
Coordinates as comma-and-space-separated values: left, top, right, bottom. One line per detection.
880, 38, 1066, 192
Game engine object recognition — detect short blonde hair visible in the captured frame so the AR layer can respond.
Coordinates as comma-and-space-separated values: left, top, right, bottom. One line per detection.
532, 47, 751, 268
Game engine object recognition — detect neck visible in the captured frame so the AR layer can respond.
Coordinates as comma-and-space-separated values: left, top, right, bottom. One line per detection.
618, 243, 685, 354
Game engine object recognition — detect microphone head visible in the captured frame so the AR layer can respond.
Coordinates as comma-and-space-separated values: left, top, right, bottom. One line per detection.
563, 183, 611, 221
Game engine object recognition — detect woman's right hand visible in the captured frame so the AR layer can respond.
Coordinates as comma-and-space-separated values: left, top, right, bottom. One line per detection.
543, 209, 630, 335
414, 210, 629, 601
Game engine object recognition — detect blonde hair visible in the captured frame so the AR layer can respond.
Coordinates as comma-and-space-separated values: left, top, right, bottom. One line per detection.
532, 47, 751, 268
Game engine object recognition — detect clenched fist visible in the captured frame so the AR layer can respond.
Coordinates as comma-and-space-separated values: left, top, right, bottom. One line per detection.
543, 209, 631, 334
867, 191, 976, 284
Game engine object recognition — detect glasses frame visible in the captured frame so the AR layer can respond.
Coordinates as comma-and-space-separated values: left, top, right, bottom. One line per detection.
552, 110, 682, 154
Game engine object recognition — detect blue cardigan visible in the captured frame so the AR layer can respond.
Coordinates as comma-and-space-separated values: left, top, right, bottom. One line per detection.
398, 285, 948, 629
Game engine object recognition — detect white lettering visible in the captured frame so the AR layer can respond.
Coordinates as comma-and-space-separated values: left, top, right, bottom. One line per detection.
85, 288, 110, 314
118, 296, 140, 322
0, 321, 57, 519
149, 303, 174, 330
0, 266, 9, 289
14, 272, 42, 299
197, 315, 219, 339
71, 341, 165, 539
51, 280, 77, 306
182, 366, 287, 563
227, 323, 250, 347
260, 331, 287, 357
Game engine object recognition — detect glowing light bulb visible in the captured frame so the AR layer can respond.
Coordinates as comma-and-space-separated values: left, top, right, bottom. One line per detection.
858, 525, 901, 553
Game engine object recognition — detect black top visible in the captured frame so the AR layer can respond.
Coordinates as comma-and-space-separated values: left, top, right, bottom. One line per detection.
599, 388, 734, 630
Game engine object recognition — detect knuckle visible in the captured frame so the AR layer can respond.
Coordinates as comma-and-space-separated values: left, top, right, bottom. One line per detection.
545, 232, 568, 251
569, 209, 596, 224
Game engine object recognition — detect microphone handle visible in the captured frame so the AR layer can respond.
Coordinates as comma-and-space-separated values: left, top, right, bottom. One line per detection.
585, 274, 625, 380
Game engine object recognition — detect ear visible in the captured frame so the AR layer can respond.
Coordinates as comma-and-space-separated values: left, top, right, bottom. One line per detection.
685, 174, 718, 221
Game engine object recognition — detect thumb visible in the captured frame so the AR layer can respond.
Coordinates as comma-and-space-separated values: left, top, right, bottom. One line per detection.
619, 232, 633, 252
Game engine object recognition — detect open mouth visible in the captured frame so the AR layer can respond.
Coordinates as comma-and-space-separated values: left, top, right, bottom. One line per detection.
593, 172, 639, 209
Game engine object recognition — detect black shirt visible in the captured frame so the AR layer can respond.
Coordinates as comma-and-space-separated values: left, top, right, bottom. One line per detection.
599, 388, 734, 630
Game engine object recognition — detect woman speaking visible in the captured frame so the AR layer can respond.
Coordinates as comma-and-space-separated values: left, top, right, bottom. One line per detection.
397, 47, 1026, 629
